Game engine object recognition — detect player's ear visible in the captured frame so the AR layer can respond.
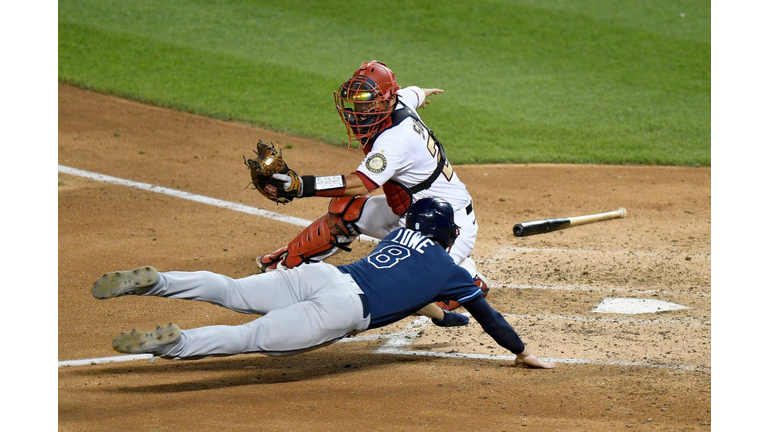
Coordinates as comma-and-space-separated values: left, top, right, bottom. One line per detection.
386, 94, 397, 111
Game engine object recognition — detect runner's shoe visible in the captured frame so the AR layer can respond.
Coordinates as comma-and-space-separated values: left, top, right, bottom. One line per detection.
112, 324, 181, 355
92, 266, 159, 299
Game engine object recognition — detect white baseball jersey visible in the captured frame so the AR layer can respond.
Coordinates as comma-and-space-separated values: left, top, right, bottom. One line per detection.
351, 86, 477, 264
354, 86, 472, 215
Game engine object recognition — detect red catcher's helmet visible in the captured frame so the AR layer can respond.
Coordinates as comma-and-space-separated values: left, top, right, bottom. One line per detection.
334, 60, 401, 151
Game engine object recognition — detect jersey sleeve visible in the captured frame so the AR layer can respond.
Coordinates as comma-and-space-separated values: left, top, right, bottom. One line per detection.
437, 266, 483, 304
355, 137, 412, 187
462, 296, 526, 354
398, 86, 426, 110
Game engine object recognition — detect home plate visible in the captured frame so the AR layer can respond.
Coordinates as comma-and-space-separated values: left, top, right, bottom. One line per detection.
592, 298, 689, 315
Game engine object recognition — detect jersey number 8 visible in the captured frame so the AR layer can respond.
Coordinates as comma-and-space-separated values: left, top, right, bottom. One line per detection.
367, 245, 411, 269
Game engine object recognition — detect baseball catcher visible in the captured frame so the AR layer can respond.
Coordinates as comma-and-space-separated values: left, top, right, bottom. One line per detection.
246, 60, 490, 317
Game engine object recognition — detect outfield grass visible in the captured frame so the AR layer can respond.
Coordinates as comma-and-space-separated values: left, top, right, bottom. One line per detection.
58, 0, 710, 166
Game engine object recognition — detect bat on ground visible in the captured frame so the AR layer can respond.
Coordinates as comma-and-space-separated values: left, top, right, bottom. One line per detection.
513, 208, 626, 237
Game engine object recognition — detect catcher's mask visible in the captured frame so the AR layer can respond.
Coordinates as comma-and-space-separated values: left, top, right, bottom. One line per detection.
405, 198, 460, 249
334, 60, 400, 151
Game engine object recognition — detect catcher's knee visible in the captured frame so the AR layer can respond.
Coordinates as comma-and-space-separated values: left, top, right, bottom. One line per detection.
326, 196, 368, 236
282, 196, 369, 268
457, 256, 490, 297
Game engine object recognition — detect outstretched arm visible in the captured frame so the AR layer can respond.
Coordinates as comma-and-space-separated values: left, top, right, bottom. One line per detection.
400, 86, 444, 110
418, 88, 444, 108
463, 295, 555, 369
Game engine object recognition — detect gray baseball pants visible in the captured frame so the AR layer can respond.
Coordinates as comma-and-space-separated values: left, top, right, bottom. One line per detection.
140, 263, 370, 358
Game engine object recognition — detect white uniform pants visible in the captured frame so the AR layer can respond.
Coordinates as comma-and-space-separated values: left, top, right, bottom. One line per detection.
142, 263, 370, 359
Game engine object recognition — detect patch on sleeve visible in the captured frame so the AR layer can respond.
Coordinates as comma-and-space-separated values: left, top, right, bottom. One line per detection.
365, 153, 387, 174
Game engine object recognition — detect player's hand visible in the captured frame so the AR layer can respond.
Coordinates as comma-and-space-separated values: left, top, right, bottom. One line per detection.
272, 173, 303, 197
420, 88, 444, 108
514, 351, 556, 369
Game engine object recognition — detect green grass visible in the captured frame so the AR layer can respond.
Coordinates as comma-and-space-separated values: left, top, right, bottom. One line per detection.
58, 0, 710, 166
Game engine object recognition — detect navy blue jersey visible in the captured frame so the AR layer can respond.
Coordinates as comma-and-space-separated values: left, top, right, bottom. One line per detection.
338, 228, 482, 329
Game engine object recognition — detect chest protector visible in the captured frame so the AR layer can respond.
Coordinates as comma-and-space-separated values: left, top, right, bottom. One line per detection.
375, 105, 448, 216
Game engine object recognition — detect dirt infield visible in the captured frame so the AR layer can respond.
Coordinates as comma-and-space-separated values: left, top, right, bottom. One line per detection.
58, 83, 711, 431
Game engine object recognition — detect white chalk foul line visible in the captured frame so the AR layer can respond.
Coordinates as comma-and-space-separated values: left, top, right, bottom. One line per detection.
59, 165, 310, 227
58, 354, 153, 367
58, 334, 391, 367
488, 282, 711, 298
58, 317, 707, 372
372, 316, 708, 372
58, 165, 381, 243
375, 349, 705, 372
503, 312, 710, 327
499, 246, 710, 260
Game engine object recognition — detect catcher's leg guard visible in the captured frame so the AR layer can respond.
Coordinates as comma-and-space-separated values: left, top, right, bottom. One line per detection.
257, 196, 369, 272
435, 256, 490, 311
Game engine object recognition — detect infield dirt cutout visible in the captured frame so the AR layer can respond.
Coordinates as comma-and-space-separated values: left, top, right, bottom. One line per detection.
58, 83, 711, 431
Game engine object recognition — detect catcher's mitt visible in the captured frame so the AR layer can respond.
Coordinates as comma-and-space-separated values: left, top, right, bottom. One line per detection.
244, 140, 301, 204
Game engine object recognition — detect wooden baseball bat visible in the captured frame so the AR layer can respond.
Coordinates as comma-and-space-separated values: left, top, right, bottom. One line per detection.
513, 208, 626, 237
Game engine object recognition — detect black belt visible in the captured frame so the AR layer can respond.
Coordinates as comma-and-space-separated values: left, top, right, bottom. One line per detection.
465, 201, 473, 214
358, 294, 370, 319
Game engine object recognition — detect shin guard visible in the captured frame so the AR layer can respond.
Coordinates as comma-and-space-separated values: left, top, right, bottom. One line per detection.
261, 196, 370, 270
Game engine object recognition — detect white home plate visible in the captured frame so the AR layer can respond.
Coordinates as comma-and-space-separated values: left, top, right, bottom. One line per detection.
592, 298, 689, 315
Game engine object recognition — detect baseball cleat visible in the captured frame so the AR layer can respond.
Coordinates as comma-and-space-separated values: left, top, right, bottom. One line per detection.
112, 323, 181, 355
256, 246, 289, 273
475, 272, 490, 298
92, 266, 159, 299
432, 311, 470, 327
